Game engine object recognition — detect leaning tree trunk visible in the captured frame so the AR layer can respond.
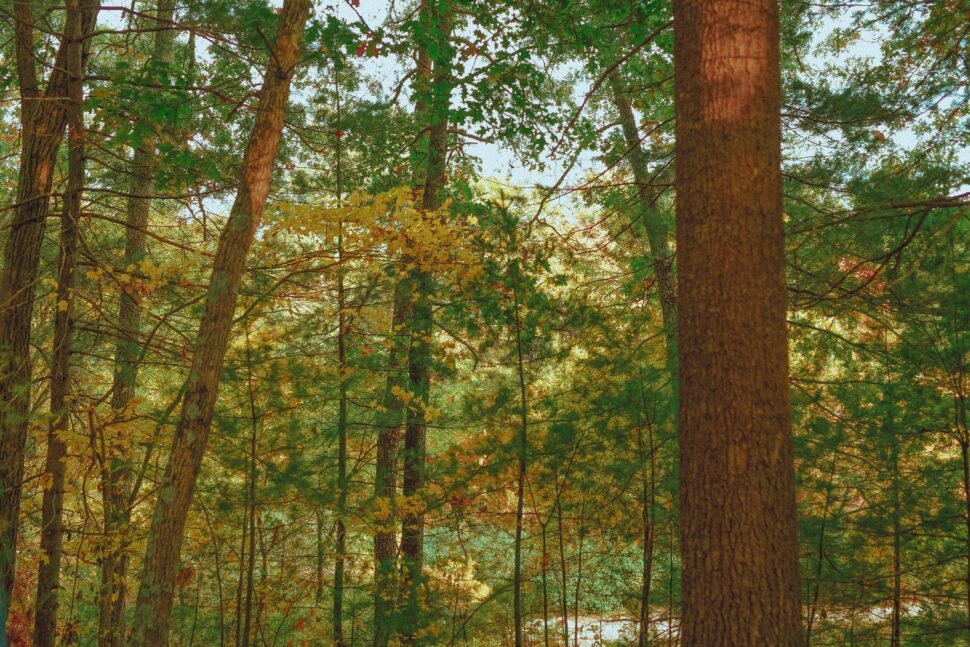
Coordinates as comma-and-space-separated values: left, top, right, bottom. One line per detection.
398, 3, 452, 643
127, 2, 310, 643
608, 71, 676, 370
673, 1, 804, 645
0, 1, 98, 637
99, 2, 178, 643
33, 1, 85, 642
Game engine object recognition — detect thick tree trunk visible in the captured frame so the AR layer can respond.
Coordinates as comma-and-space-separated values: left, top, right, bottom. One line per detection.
33, 3, 85, 642
0, 2, 98, 637
673, 1, 803, 645
99, 3, 178, 643
127, 2, 310, 642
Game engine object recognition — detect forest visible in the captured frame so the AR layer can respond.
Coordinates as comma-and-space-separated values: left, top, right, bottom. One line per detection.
0, 0, 968, 645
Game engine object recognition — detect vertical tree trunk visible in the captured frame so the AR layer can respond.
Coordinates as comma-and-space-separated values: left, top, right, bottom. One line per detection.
372, 278, 409, 647
636, 423, 656, 647
889, 417, 901, 647
0, 2, 98, 636
127, 3, 310, 642
315, 507, 324, 606
332, 73, 348, 647
99, 2, 178, 643
33, 2, 85, 641
556, 498, 569, 647
398, 2, 452, 643
611, 72, 674, 647
241, 327, 259, 647
673, 1, 803, 645
512, 268, 529, 647
234, 495, 249, 646
961, 440, 970, 642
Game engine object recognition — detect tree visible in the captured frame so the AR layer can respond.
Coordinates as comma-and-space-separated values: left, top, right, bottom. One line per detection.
0, 0, 99, 638
673, 1, 804, 644
33, 0, 86, 641
127, 1, 311, 641
98, 1, 179, 642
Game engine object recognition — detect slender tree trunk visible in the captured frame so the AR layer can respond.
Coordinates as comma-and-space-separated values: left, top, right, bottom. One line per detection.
613, 74, 674, 647
573, 502, 585, 647
315, 507, 324, 606
99, 3, 178, 643
636, 424, 656, 647
540, 522, 549, 647
33, 4, 85, 642
608, 72, 677, 371
512, 271, 529, 647
556, 499, 569, 647
234, 496, 248, 647
673, 1, 803, 645
399, 3, 452, 643
333, 75, 348, 647
805, 456, 837, 647
890, 421, 901, 647
241, 328, 258, 647
961, 439, 970, 642
127, 3, 310, 642
372, 278, 409, 647
0, 2, 98, 636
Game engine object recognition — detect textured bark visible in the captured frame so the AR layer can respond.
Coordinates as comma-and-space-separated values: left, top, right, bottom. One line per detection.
99, 3, 178, 644
398, 4, 451, 642
33, 2, 85, 642
673, 1, 803, 645
0, 1, 98, 637
372, 277, 409, 647
127, 2, 310, 643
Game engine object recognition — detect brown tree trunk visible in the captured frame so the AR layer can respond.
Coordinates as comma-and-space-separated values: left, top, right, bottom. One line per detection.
398, 2, 452, 642
512, 269, 529, 647
0, 0, 98, 637
372, 279, 409, 647
99, 3, 178, 644
127, 2, 310, 642
333, 77, 348, 647
673, 1, 803, 645
33, 2, 85, 641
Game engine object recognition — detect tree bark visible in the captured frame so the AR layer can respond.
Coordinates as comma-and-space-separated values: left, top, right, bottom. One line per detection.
33, 1, 85, 641
372, 278, 409, 647
333, 77, 348, 646
512, 266, 529, 647
0, 1, 98, 637
99, 3, 178, 643
399, 2, 452, 643
127, 2, 310, 642
673, 1, 803, 645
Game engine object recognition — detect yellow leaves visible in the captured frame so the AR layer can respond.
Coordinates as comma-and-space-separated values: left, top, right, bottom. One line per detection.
263, 186, 484, 281
57, 299, 69, 312
374, 496, 393, 521
391, 384, 414, 404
